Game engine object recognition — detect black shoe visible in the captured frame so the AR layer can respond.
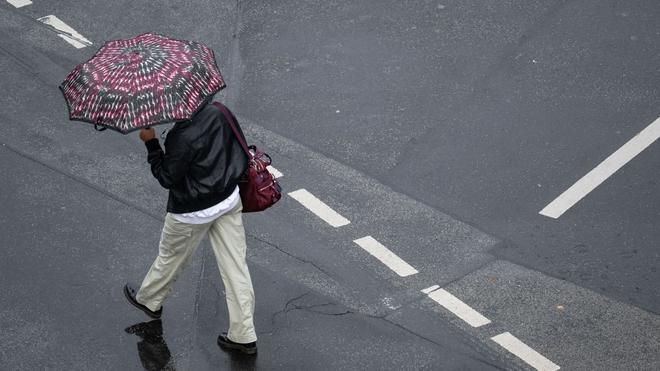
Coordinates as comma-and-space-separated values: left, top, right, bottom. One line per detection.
217, 333, 257, 355
124, 283, 162, 319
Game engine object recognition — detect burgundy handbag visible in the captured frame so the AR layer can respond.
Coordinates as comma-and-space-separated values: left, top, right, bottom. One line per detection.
212, 102, 282, 212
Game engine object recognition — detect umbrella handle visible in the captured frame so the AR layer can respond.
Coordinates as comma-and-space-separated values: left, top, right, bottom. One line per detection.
94, 124, 107, 132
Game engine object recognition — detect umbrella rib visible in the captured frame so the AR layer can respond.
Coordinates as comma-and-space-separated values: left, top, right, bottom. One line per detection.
127, 52, 141, 131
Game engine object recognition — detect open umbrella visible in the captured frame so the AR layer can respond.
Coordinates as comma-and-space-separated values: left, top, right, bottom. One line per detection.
60, 32, 225, 134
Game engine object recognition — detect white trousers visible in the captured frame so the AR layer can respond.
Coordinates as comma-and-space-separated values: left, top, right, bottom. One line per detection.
136, 200, 257, 343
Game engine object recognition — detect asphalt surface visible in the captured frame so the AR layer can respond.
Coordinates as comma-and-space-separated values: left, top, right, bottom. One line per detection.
0, 1, 506, 370
234, 0, 660, 313
0, 140, 502, 370
1, 0, 660, 370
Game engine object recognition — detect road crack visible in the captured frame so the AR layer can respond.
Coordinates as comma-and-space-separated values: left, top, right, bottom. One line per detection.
248, 234, 335, 279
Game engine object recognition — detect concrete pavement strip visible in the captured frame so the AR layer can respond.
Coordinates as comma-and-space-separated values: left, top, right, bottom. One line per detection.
440, 260, 660, 370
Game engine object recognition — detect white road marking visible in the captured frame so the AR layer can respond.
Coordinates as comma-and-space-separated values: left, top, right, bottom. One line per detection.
421, 285, 440, 294
492, 332, 560, 371
36, 15, 92, 49
540, 117, 660, 218
353, 236, 419, 277
288, 189, 350, 227
6, 0, 32, 7
426, 288, 491, 327
267, 165, 283, 179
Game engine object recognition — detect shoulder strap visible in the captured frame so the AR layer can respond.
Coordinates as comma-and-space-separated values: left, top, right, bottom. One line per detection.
212, 102, 252, 158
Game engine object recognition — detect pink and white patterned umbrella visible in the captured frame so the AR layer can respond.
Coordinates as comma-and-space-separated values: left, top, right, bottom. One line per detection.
60, 33, 225, 134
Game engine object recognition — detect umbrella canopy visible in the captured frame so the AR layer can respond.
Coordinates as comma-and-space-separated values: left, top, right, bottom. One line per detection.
60, 33, 225, 134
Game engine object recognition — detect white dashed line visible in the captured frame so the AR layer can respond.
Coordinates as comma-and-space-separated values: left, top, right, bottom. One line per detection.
421, 285, 440, 294
6, 0, 32, 7
540, 117, 660, 218
37, 15, 92, 49
267, 165, 282, 179
288, 189, 350, 227
353, 236, 418, 277
425, 288, 491, 327
492, 332, 560, 371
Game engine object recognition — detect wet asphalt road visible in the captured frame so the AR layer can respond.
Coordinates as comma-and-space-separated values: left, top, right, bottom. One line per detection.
1, 0, 660, 370
234, 0, 660, 314
0, 1, 506, 370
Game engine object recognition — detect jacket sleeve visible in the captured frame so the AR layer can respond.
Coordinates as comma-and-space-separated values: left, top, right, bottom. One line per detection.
144, 136, 192, 189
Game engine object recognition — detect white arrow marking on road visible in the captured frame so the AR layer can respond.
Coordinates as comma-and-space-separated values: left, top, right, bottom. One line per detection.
540, 117, 660, 218
425, 288, 491, 327
37, 15, 92, 49
6, 0, 32, 7
288, 189, 350, 227
353, 236, 418, 277
492, 332, 560, 371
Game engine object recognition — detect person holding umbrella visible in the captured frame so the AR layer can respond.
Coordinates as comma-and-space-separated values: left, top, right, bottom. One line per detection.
60, 33, 258, 355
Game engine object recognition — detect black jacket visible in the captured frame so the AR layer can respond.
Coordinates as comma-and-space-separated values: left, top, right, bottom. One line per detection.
144, 102, 248, 213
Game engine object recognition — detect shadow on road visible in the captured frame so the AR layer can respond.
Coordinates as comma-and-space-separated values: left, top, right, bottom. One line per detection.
125, 319, 176, 371
125, 319, 257, 371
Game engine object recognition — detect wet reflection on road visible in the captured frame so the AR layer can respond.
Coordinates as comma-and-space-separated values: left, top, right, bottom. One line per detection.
125, 320, 175, 371
227, 347, 257, 370
125, 319, 257, 370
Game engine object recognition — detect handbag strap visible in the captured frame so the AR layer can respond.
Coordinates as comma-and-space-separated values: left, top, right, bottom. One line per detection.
212, 102, 253, 159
